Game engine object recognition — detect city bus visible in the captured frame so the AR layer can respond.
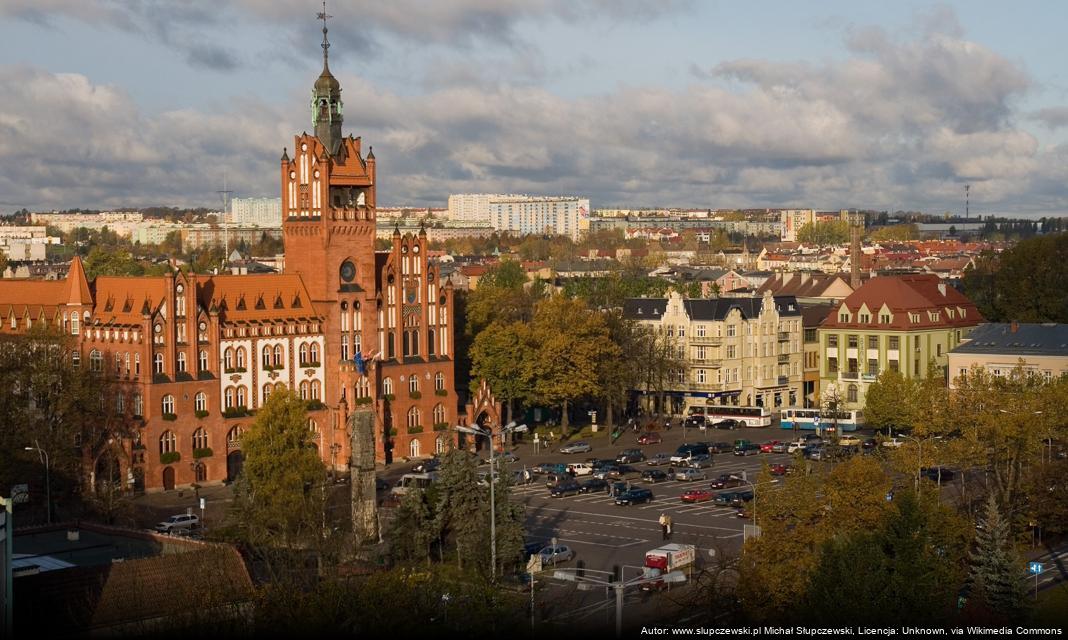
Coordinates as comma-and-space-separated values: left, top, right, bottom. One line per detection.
687, 405, 773, 428
779, 408, 864, 433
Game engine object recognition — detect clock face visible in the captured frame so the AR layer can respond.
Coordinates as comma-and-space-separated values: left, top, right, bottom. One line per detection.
154, 324, 162, 334
413, 245, 420, 254
198, 321, 207, 331
340, 261, 356, 283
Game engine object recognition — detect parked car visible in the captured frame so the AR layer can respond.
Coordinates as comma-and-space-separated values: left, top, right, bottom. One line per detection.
713, 491, 741, 506
641, 469, 669, 483
684, 415, 707, 429
617, 449, 646, 464
609, 481, 629, 498
881, 438, 904, 448
921, 467, 956, 482
481, 451, 520, 466
544, 472, 570, 488
376, 478, 391, 492
730, 490, 755, 506
549, 480, 584, 497
805, 445, 825, 460
646, 453, 673, 466
590, 458, 617, 471
710, 474, 744, 489
533, 462, 568, 475
713, 419, 742, 430
736, 508, 752, 519
838, 434, 862, 446
412, 458, 442, 473
155, 514, 199, 534
675, 468, 707, 482
733, 444, 761, 456
523, 540, 549, 560
560, 441, 593, 454
760, 440, 781, 453
566, 462, 595, 477
707, 442, 734, 454
786, 439, 808, 454
605, 464, 637, 479
637, 432, 663, 445
687, 454, 713, 469
861, 438, 878, 452
580, 477, 610, 493
769, 463, 792, 476
771, 441, 788, 453
680, 488, 714, 503
804, 433, 823, 442
670, 443, 710, 464
538, 544, 575, 565
615, 488, 654, 505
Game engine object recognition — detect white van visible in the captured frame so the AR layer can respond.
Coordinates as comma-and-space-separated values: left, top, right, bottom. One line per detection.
391, 472, 437, 496
566, 462, 594, 477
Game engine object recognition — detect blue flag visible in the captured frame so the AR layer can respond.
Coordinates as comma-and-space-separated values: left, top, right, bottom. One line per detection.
354, 351, 366, 375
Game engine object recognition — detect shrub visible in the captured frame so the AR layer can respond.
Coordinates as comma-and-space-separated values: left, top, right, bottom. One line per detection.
223, 406, 248, 418
383, 394, 396, 402
306, 399, 326, 411
353, 396, 372, 406
193, 447, 214, 459
433, 422, 449, 432
162, 413, 178, 422
388, 428, 398, 437
435, 389, 448, 396
407, 425, 424, 434
194, 409, 209, 419
160, 451, 181, 465
409, 390, 422, 400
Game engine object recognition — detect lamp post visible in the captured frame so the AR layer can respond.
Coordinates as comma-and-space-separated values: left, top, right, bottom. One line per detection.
552, 566, 687, 638
455, 420, 528, 578
24, 441, 51, 524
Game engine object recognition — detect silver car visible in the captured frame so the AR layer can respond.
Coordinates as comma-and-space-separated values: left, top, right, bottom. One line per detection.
538, 544, 575, 565
646, 453, 672, 466
687, 454, 713, 469
560, 441, 592, 454
675, 468, 708, 482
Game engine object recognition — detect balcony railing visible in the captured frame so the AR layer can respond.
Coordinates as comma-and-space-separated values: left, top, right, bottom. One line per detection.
777, 354, 790, 364
778, 332, 790, 341
841, 371, 859, 381
689, 335, 722, 345
862, 373, 878, 382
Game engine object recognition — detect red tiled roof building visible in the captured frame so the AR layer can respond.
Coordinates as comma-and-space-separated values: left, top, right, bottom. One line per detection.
0, 25, 458, 491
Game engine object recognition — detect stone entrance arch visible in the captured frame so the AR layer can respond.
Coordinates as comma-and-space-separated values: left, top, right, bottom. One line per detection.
463, 378, 503, 452
162, 466, 175, 491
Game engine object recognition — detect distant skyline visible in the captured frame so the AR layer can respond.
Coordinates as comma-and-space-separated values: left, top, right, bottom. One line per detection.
2, 1, 1068, 216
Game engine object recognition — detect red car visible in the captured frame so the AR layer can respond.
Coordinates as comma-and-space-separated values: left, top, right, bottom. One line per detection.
769, 463, 790, 476
736, 508, 752, 519
637, 432, 662, 445
760, 440, 780, 453
680, 489, 714, 503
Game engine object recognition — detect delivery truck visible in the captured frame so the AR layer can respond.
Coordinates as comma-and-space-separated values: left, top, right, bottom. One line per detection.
641, 543, 696, 590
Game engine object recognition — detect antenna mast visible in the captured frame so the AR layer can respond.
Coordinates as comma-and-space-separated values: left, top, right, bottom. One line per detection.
217, 173, 233, 265
965, 184, 970, 220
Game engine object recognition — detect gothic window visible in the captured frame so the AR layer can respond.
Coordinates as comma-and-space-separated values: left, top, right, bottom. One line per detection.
161, 395, 175, 415
407, 406, 420, 429
433, 403, 446, 425
227, 426, 242, 446
274, 344, 284, 367
383, 377, 394, 396
195, 392, 207, 412
262, 345, 272, 368
236, 386, 246, 407
409, 376, 419, 394
310, 343, 320, 363
435, 372, 445, 391
235, 347, 246, 369
154, 353, 164, 374
409, 439, 420, 459
90, 350, 103, 372
311, 380, 321, 401
299, 381, 309, 400
263, 384, 272, 401
134, 353, 141, 375
159, 430, 176, 455
72, 351, 81, 368
193, 428, 208, 450
299, 343, 309, 365
177, 352, 187, 373
225, 387, 235, 409
133, 393, 143, 417
224, 348, 234, 370
847, 384, 858, 403
199, 350, 208, 371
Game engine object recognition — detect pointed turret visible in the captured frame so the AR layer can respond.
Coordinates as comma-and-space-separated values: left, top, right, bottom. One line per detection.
281, 147, 289, 162
311, 2, 343, 156
65, 256, 93, 305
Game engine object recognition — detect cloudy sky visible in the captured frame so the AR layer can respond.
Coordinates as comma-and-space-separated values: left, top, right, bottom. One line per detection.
2, 1, 1067, 216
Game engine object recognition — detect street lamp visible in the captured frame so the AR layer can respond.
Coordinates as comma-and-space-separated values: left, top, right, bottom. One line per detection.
455, 420, 528, 578
24, 441, 51, 524
552, 566, 687, 638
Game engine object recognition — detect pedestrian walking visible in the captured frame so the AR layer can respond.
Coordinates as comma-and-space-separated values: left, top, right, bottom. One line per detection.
659, 513, 669, 541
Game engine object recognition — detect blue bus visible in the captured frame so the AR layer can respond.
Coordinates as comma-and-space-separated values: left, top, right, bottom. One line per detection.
779, 408, 863, 433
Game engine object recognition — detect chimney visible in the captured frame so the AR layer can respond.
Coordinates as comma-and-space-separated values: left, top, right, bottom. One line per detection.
850, 214, 861, 289
1010, 320, 1019, 333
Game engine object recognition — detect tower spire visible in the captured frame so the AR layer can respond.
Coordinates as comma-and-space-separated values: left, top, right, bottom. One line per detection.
317, 1, 332, 71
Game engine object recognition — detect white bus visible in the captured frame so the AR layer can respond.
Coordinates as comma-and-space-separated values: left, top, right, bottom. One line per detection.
779, 407, 864, 433
688, 405, 773, 428
391, 472, 437, 496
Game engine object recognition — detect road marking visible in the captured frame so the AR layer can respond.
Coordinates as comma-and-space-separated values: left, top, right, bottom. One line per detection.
525, 505, 744, 533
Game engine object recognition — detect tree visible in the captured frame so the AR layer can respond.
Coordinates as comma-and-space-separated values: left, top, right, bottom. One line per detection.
83, 246, 145, 278
863, 370, 922, 433
869, 224, 919, 242
967, 494, 1029, 622
387, 487, 436, 565
231, 388, 326, 548
0, 250, 8, 274
962, 232, 1068, 323
523, 296, 619, 431
796, 220, 850, 246
464, 260, 537, 337
431, 449, 486, 571
469, 320, 531, 425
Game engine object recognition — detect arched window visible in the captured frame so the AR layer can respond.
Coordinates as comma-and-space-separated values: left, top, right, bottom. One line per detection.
177, 352, 187, 372
310, 342, 320, 363
409, 376, 419, 394
72, 351, 81, 368
847, 384, 858, 404
308, 418, 319, 435
133, 393, 143, 417
225, 387, 235, 409
192, 428, 208, 450
273, 344, 284, 367
262, 345, 272, 368
299, 381, 309, 400
235, 347, 246, 369
383, 377, 393, 396
160, 430, 176, 455
435, 436, 447, 455
199, 350, 208, 371
299, 343, 309, 365
161, 394, 175, 415
134, 353, 140, 375
194, 392, 207, 412
435, 372, 445, 391
89, 350, 103, 372
154, 352, 165, 374
236, 386, 247, 407
263, 384, 272, 402
227, 426, 242, 446
311, 380, 321, 400
433, 403, 446, 426
407, 406, 420, 429
224, 348, 234, 370
409, 439, 420, 459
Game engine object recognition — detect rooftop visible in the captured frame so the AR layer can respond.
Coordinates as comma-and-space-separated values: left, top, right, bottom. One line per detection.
951, 323, 1068, 356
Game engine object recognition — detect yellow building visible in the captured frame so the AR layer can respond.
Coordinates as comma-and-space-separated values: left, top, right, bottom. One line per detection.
817, 274, 983, 409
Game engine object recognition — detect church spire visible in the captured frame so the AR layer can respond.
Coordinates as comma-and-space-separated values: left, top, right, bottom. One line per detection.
311, 1, 343, 156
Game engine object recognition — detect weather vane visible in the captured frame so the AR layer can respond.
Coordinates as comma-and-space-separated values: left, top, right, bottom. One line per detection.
317, 1, 332, 59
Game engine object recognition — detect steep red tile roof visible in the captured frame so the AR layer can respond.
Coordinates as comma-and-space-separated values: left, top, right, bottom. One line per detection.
822, 274, 983, 330
198, 274, 322, 323
91, 276, 169, 325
